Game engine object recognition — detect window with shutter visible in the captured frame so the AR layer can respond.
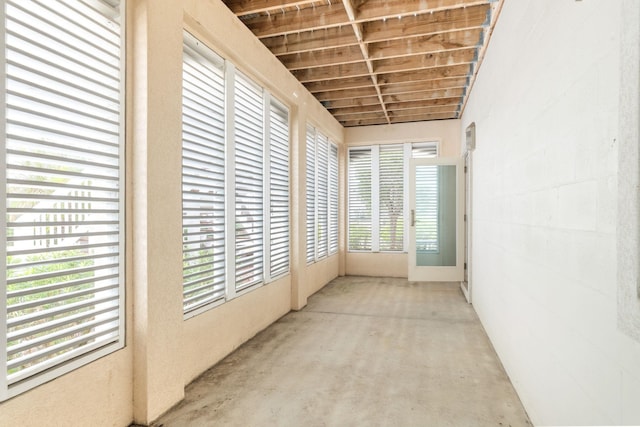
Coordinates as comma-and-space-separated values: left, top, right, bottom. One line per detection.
348, 148, 372, 251
181, 33, 226, 314
329, 143, 339, 255
379, 145, 404, 252
347, 142, 438, 253
234, 71, 264, 292
316, 132, 329, 259
2, 0, 124, 398
268, 99, 289, 279
411, 142, 439, 252
305, 125, 316, 264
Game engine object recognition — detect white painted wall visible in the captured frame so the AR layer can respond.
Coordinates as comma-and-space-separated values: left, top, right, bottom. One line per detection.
462, 0, 640, 425
344, 120, 461, 278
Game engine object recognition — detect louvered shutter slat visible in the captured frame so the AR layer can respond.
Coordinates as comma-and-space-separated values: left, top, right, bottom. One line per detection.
269, 100, 290, 278
316, 133, 329, 259
181, 34, 226, 313
234, 71, 264, 292
348, 149, 372, 251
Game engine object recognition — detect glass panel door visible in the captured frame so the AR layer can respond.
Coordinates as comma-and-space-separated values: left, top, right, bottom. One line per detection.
408, 157, 464, 281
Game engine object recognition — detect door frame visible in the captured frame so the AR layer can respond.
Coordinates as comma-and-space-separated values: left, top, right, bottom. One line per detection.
461, 150, 473, 303
408, 157, 465, 282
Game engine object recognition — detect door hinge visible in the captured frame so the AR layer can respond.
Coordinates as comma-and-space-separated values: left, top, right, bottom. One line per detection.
464, 262, 467, 270
464, 166, 468, 173
464, 214, 467, 221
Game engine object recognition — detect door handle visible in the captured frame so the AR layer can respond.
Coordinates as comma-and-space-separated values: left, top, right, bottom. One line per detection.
411, 209, 415, 226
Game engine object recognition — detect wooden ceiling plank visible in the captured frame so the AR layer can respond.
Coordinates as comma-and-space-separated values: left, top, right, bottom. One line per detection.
369, 28, 484, 60
387, 105, 459, 117
372, 48, 476, 75
342, 117, 390, 127
224, 0, 318, 17
362, 4, 490, 43
330, 104, 385, 116
380, 77, 467, 95
241, 2, 350, 38
305, 75, 374, 93
385, 97, 462, 110
378, 64, 471, 86
279, 45, 365, 70
354, 0, 490, 21
262, 26, 359, 56
383, 87, 465, 103
322, 95, 382, 109
390, 113, 458, 124
293, 62, 371, 83
313, 86, 379, 101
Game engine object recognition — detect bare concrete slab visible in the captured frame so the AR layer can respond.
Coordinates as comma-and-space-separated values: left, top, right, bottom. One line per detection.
152, 277, 531, 427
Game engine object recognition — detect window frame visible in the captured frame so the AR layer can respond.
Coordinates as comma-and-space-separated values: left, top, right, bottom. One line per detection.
347, 141, 439, 254
1, 0, 126, 400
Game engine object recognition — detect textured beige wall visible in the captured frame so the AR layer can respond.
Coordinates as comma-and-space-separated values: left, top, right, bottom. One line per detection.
0, 0, 343, 425
343, 120, 462, 278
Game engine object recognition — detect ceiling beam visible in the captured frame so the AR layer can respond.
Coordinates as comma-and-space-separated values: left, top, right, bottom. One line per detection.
383, 87, 465, 103
262, 26, 359, 56
385, 97, 462, 110
377, 64, 471, 86
372, 48, 476, 74
322, 95, 382, 109
331, 105, 386, 117
313, 86, 379, 102
368, 28, 484, 60
293, 48, 475, 82
362, 4, 490, 44
380, 77, 468, 95
224, 0, 318, 17
241, 0, 490, 38
390, 112, 457, 124
293, 61, 371, 83
305, 75, 373, 93
341, 117, 390, 127
388, 105, 459, 116
240, 3, 350, 38
279, 45, 364, 70
354, 0, 490, 21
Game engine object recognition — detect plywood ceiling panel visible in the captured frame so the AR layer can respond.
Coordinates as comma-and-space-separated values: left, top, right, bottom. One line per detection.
223, 0, 504, 126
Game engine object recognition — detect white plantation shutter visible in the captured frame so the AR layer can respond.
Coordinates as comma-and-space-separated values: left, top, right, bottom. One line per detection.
379, 145, 404, 252
305, 125, 316, 263
2, 0, 124, 396
412, 142, 439, 252
181, 34, 226, 313
329, 143, 338, 255
268, 99, 289, 278
316, 132, 329, 259
348, 148, 372, 251
234, 71, 264, 291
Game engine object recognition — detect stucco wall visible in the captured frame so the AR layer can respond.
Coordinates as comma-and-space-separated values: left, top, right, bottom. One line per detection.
0, 0, 342, 425
462, 0, 640, 425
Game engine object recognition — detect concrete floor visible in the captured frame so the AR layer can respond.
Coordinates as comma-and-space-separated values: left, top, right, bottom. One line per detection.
153, 276, 531, 427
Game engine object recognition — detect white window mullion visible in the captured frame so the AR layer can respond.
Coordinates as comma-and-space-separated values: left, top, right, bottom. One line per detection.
371, 145, 380, 252
263, 91, 271, 283
224, 62, 236, 300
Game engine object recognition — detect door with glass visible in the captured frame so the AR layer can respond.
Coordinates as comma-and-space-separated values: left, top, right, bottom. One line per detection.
408, 157, 464, 281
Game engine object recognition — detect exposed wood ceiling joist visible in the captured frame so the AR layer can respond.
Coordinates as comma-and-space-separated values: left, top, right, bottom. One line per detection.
223, 0, 504, 127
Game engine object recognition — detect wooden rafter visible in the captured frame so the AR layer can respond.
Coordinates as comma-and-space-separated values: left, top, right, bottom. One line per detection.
222, 0, 505, 126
